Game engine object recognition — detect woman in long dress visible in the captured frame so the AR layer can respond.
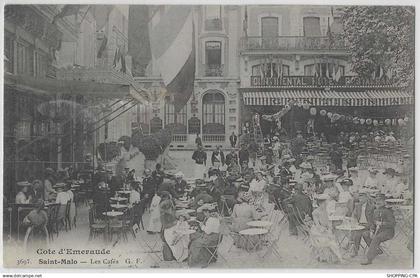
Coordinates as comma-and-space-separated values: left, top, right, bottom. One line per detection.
163, 215, 191, 262
310, 194, 343, 264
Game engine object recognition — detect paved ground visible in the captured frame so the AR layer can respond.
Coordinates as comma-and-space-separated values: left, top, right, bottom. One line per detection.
4, 150, 413, 269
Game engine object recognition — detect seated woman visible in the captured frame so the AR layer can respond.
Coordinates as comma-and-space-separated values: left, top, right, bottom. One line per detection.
310, 194, 343, 264
129, 182, 141, 206
188, 203, 220, 268
55, 183, 70, 222
231, 191, 258, 248
15, 182, 32, 204
163, 214, 191, 263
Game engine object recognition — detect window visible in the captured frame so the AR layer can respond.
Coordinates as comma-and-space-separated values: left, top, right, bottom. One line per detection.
252, 62, 289, 77
4, 34, 14, 74
164, 98, 187, 133
304, 63, 345, 79
35, 51, 47, 77
16, 41, 34, 76
188, 116, 201, 134
202, 91, 225, 134
303, 17, 321, 36
204, 6, 222, 31
206, 41, 222, 66
205, 41, 222, 76
331, 17, 344, 34
261, 17, 279, 37
150, 117, 163, 134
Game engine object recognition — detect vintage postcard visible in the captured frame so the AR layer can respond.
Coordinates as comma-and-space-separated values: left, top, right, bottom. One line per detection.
2, 3, 415, 270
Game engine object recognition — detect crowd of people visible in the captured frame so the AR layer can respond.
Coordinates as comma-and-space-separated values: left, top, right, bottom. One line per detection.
5, 122, 413, 267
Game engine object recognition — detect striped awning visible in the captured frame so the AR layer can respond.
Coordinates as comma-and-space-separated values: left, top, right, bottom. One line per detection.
242, 90, 413, 106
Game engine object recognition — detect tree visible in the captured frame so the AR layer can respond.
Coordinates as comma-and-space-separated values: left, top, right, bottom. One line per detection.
339, 6, 414, 89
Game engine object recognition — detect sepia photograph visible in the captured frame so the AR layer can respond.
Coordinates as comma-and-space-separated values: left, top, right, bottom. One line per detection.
1, 3, 416, 271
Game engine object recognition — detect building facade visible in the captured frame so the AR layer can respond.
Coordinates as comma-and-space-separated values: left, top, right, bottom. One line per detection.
133, 5, 413, 148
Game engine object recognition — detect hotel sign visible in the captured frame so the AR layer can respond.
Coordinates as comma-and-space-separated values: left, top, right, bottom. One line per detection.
250, 76, 394, 87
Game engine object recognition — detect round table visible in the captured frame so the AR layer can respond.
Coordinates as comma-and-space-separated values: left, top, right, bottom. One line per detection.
329, 215, 345, 222
239, 228, 268, 252
117, 190, 131, 194
103, 211, 124, 217
335, 224, 365, 231
246, 220, 272, 228
110, 204, 128, 210
110, 197, 128, 202
176, 209, 195, 215
386, 199, 405, 204
179, 229, 196, 235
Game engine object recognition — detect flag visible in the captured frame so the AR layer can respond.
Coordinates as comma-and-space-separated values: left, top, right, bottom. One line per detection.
52, 5, 86, 24
128, 6, 152, 77
149, 6, 195, 112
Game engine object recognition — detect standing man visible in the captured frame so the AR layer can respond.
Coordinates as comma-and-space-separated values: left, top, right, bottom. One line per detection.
229, 132, 238, 148
238, 144, 250, 170
195, 133, 202, 148
192, 145, 207, 179
351, 192, 375, 258
211, 145, 225, 168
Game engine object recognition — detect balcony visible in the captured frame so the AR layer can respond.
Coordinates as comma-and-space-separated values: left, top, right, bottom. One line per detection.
205, 64, 224, 77
240, 36, 347, 52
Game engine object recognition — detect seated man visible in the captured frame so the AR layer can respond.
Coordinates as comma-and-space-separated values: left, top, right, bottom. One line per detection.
191, 185, 214, 210
286, 183, 313, 236
173, 172, 187, 197
188, 204, 220, 267
361, 194, 396, 265
350, 192, 375, 257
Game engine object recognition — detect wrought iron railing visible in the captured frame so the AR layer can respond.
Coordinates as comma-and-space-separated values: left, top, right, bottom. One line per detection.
172, 134, 188, 142
240, 36, 347, 51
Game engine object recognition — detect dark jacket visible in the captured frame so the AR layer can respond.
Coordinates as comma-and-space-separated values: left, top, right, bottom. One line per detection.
211, 150, 225, 166
352, 201, 375, 226
142, 176, 156, 196
192, 150, 207, 165
225, 152, 238, 166
289, 192, 313, 220
229, 134, 237, 145
372, 206, 396, 234
239, 149, 250, 163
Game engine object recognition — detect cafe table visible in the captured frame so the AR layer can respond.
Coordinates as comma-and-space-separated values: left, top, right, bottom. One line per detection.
102, 211, 124, 241
247, 220, 272, 228
110, 204, 128, 210
110, 197, 128, 202
117, 190, 131, 195
385, 198, 405, 204
239, 228, 268, 253
175, 209, 195, 217
335, 224, 365, 249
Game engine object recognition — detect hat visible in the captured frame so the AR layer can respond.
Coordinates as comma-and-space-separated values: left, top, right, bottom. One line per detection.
283, 155, 291, 160
299, 162, 312, 169
315, 193, 329, 200
239, 192, 252, 203
339, 178, 353, 186
322, 174, 336, 182
289, 179, 297, 184
267, 165, 275, 171
55, 182, 66, 188
45, 168, 54, 174
272, 136, 279, 141
175, 171, 184, 178
234, 177, 244, 182
287, 158, 296, 163
260, 156, 267, 160
17, 181, 32, 187
306, 156, 315, 161
368, 168, 379, 174
375, 193, 386, 200
383, 168, 397, 176
348, 167, 359, 172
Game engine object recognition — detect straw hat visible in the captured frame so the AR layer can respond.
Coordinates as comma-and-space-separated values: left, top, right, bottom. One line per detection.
368, 167, 379, 174
174, 171, 184, 178
315, 193, 329, 200
321, 174, 336, 182
299, 162, 312, 169
17, 181, 32, 187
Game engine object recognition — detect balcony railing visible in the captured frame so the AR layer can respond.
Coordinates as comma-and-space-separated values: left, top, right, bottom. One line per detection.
203, 134, 226, 142
172, 134, 187, 142
240, 36, 347, 51
205, 64, 224, 77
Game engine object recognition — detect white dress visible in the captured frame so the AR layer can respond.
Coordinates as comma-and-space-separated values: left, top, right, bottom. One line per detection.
147, 195, 162, 232
164, 221, 190, 262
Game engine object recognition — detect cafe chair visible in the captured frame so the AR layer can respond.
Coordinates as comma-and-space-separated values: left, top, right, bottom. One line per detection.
203, 232, 227, 267
88, 207, 106, 241
46, 204, 60, 241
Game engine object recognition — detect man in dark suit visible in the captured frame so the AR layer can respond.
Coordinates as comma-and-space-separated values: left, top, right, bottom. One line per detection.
225, 149, 238, 167
229, 132, 238, 148
238, 144, 250, 170
286, 183, 313, 236
350, 192, 375, 257
211, 146, 225, 168
361, 194, 396, 265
